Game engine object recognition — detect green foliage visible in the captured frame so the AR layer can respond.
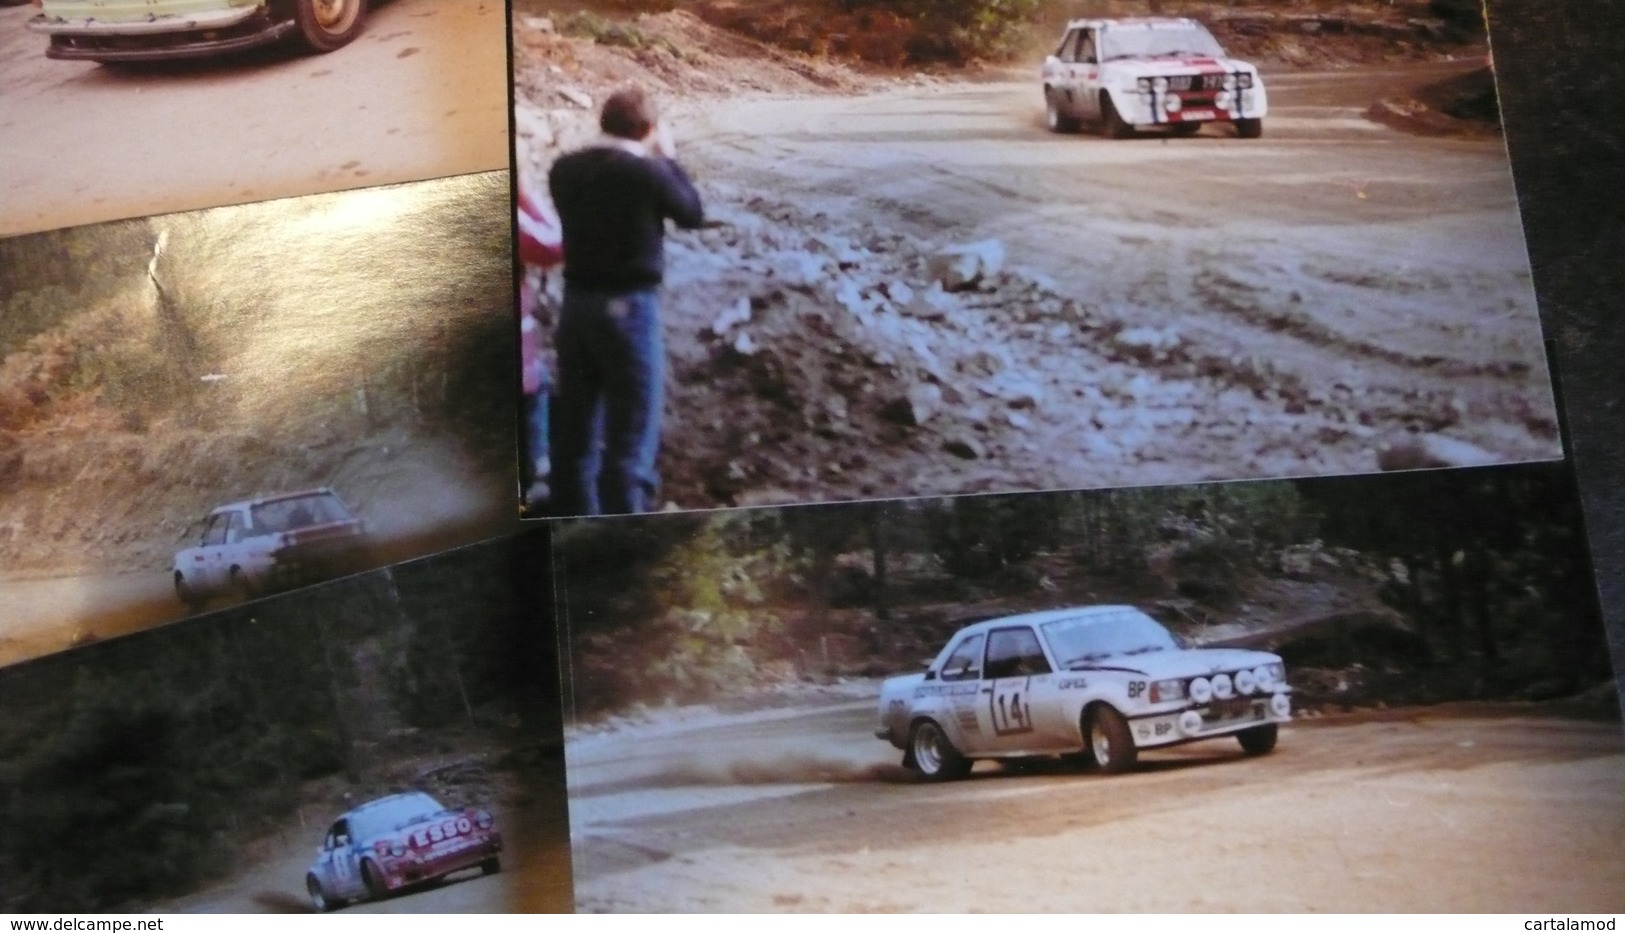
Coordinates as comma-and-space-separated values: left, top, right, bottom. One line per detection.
555, 10, 685, 57
848, 0, 1041, 62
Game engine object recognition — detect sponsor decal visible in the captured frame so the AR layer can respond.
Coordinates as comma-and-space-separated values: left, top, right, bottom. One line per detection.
411, 817, 473, 849
1058, 676, 1089, 690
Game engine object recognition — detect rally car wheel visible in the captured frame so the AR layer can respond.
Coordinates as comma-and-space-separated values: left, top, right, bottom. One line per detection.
1086, 706, 1138, 774
229, 567, 254, 605
294, 0, 368, 53
481, 856, 503, 876
1172, 122, 1203, 137
1100, 94, 1135, 139
307, 875, 342, 912
909, 719, 971, 781
174, 572, 204, 613
1237, 722, 1279, 755
361, 858, 388, 900
1236, 117, 1263, 139
1044, 89, 1080, 134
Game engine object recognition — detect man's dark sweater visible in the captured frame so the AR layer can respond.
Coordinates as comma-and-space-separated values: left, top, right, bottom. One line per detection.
548, 143, 705, 291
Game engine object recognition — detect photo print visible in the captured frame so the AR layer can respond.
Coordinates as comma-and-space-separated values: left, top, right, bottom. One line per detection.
0, 0, 510, 237
0, 172, 521, 667
512, 0, 1559, 518
549, 463, 1623, 911
0, 530, 570, 914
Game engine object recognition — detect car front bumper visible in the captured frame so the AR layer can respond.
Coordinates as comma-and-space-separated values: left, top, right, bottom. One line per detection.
1128, 692, 1291, 748
27, 7, 297, 62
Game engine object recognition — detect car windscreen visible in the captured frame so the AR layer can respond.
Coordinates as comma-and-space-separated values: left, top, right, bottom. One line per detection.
1099, 23, 1225, 60
349, 793, 445, 839
251, 492, 353, 535
1041, 609, 1180, 668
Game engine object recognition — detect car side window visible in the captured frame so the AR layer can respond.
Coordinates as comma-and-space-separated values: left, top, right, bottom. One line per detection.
225, 511, 246, 544
201, 514, 228, 547
938, 633, 985, 682
1055, 28, 1077, 60
1077, 31, 1097, 64
333, 819, 351, 847
985, 627, 1052, 679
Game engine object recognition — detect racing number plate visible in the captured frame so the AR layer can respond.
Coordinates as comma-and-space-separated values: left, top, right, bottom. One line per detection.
1208, 698, 1263, 722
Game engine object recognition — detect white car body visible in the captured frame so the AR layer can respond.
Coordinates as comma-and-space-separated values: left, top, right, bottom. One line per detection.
172, 487, 368, 609
1041, 17, 1268, 138
26, 0, 368, 63
876, 605, 1291, 777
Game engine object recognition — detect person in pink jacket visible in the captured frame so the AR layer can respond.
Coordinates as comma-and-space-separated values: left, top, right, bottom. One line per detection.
517, 181, 564, 511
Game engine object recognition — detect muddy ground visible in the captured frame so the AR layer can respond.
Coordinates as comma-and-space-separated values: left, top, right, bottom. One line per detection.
513, 9, 1556, 512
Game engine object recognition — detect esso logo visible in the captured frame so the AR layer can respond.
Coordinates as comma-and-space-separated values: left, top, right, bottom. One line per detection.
456, 817, 473, 834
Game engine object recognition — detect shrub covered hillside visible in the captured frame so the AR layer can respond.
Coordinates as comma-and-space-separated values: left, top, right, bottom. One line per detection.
552, 464, 1614, 719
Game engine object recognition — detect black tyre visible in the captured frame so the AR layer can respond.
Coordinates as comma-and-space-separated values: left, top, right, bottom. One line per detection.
1085, 705, 1138, 774
361, 858, 387, 900
294, 0, 368, 53
1172, 122, 1202, 137
228, 567, 254, 605
1237, 723, 1279, 756
1101, 93, 1134, 139
908, 719, 972, 781
481, 856, 502, 876
307, 875, 341, 912
174, 572, 204, 613
1236, 117, 1263, 139
1044, 88, 1080, 134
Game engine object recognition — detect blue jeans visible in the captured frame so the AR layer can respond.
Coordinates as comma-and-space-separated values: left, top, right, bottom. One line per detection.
549, 286, 664, 516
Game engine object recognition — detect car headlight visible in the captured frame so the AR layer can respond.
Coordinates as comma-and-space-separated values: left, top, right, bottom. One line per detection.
476, 810, 494, 830
1138, 77, 1152, 92
1149, 678, 1186, 702
1152, 76, 1169, 91
1234, 668, 1257, 695
1163, 93, 1182, 113
1223, 74, 1238, 90
1238, 72, 1254, 89
1212, 673, 1234, 700
390, 842, 406, 858
1189, 676, 1213, 703
1259, 662, 1286, 689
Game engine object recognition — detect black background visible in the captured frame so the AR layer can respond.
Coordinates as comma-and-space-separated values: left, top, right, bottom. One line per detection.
1489, 0, 1624, 708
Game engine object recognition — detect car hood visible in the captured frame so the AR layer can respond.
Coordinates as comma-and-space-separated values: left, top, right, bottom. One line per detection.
1100, 56, 1257, 77
1066, 647, 1280, 678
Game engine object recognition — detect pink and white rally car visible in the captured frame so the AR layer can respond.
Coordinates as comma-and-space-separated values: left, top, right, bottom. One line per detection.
1042, 17, 1268, 139
306, 792, 502, 911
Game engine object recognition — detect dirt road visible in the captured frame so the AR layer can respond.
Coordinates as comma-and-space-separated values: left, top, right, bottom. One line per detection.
0, 0, 508, 237
636, 59, 1558, 507
564, 690, 1625, 912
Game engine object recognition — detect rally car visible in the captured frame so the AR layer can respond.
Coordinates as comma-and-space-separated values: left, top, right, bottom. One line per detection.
25, 0, 367, 63
875, 605, 1291, 779
306, 792, 503, 911
1041, 17, 1267, 138
172, 487, 369, 610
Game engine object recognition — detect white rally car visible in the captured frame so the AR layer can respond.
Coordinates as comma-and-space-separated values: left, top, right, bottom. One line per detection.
875, 606, 1291, 778
172, 487, 369, 610
1041, 17, 1267, 139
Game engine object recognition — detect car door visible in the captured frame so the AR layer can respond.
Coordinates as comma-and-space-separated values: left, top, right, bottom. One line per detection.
1044, 28, 1081, 109
974, 626, 1064, 754
1073, 28, 1104, 121
324, 819, 362, 899
936, 632, 987, 752
192, 513, 229, 593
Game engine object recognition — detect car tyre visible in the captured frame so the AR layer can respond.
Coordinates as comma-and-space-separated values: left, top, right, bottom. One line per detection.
481, 856, 502, 876
174, 572, 205, 613
1101, 93, 1134, 139
361, 858, 388, 900
1237, 722, 1279, 756
1172, 122, 1203, 137
229, 567, 255, 605
909, 719, 972, 781
294, 0, 368, 53
1236, 117, 1263, 139
1086, 705, 1138, 774
307, 875, 342, 912
1044, 89, 1080, 134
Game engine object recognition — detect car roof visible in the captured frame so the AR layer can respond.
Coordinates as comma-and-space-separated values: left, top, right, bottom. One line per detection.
342, 791, 441, 819
1064, 17, 1200, 30
954, 605, 1143, 637
210, 486, 340, 515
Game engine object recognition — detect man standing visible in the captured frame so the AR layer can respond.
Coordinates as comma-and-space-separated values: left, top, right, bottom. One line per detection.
548, 86, 705, 516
